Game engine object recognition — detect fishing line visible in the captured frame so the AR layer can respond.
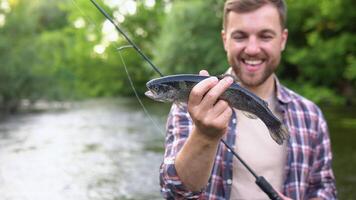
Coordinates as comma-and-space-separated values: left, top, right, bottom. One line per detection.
71, 0, 99, 27
71, 0, 165, 136
117, 46, 165, 136
90, 0, 164, 77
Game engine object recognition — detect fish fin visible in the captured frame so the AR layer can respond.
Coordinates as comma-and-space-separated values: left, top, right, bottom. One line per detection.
268, 125, 290, 145
242, 111, 258, 119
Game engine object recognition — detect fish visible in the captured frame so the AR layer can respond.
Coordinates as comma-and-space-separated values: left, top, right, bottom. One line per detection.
145, 74, 289, 145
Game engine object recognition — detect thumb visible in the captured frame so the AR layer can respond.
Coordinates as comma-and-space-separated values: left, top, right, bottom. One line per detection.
199, 69, 210, 76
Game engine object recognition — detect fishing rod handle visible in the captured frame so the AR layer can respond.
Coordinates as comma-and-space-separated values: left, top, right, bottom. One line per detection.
255, 176, 282, 200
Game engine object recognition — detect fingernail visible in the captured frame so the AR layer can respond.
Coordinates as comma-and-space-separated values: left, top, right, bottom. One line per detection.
225, 77, 233, 84
212, 76, 218, 82
199, 70, 209, 76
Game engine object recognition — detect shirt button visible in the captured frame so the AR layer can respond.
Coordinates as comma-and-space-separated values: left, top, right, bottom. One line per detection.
227, 179, 232, 185
232, 119, 236, 124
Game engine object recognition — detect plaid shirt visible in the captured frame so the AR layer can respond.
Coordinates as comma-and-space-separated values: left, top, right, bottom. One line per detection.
159, 78, 337, 200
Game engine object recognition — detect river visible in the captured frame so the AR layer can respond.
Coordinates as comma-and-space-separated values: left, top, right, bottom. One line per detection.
0, 98, 169, 200
0, 98, 355, 199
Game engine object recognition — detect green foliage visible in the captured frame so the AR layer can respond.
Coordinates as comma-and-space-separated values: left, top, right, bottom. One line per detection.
154, 0, 356, 105
280, 0, 356, 103
56, 0, 165, 97
0, 0, 52, 112
154, 0, 226, 75
345, 55, 356, 82
0, 0, 166, 112
0, 0, 355, 112
111, 0, 166, 95
284, 81, 345, 105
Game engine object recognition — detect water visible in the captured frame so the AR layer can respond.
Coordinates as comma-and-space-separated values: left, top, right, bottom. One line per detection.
0, 98, 355, 199
0, 98, 170, 200
322, 105, 356, 200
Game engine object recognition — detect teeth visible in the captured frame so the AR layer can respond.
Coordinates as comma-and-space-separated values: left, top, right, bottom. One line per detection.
244, 59, 263, 65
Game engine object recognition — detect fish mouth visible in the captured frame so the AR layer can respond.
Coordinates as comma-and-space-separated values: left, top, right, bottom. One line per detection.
145, 90, 155, 99
145, 90, 166, 102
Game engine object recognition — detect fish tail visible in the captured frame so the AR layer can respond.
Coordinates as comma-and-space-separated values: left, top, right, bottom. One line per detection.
268, 125, 289, 145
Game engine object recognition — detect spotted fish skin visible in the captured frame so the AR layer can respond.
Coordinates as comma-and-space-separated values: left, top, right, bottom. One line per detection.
145, 74, 289, 145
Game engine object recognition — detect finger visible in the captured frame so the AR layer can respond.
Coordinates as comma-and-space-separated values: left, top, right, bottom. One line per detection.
212, 100, 230, 116
200, 76, 233, 107
213, 106, 232, 128
189, 76, 218, 106
199, 70, 210, 76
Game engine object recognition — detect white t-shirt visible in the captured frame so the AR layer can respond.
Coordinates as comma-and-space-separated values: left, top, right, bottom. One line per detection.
230, 94, 287, 200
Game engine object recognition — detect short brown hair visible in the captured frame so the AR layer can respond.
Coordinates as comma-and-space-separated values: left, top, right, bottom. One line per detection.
223, 0, 287, 29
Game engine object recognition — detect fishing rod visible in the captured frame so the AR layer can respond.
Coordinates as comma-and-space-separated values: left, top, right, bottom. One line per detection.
89, 1, 282, 199
90, 0, 163, 77
220, 140, 282, 200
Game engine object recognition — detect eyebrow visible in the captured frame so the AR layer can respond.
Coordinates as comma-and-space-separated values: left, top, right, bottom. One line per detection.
230, 29, 277, 36
230, 30, 245, 35
260, 29, 277, 36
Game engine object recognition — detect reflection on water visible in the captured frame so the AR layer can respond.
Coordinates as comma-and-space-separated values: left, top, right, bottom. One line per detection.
0, 99, 355, 199
0, 98, 170, 200
322, 105, 356, 200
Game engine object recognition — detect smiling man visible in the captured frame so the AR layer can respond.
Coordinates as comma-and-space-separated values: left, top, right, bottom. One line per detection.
222, 3, 287, 97
159, 0, 337, 199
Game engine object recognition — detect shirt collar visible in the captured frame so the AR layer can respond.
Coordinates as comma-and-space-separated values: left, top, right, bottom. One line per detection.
274, 75, 292, 104
225, 67, 292, 104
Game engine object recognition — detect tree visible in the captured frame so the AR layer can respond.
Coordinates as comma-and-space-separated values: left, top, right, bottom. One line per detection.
0, 0, 49, 112
153, 0, 356, 105
154, 0, 226, 75
280, 0, 356, 104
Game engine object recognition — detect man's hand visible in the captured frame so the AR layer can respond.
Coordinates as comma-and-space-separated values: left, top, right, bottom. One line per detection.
175, 70, 234, 191
188, 70, 234, 141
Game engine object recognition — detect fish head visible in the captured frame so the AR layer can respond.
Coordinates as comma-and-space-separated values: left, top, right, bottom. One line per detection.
145, 83, 179, 103
145, 75, 201, 103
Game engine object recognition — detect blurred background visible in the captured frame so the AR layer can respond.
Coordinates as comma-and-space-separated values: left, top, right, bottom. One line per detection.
0, 0, 355, 199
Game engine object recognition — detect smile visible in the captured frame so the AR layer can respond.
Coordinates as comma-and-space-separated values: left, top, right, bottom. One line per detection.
242, 59, 264, 66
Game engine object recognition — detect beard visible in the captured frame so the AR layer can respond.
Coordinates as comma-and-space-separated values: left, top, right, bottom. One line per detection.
229, 54, 280, 88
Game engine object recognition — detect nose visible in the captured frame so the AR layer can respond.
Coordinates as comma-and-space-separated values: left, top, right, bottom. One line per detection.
244, 37, 260, 55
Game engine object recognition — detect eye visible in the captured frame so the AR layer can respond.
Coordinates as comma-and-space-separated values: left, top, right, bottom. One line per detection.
261, 34, 273, 41
259, 31, 276, 41
232, 33, 247, 42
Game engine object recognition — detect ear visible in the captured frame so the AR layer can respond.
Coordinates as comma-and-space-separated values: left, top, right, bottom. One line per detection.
280, 28, 288, 51
221, 29, 228, 51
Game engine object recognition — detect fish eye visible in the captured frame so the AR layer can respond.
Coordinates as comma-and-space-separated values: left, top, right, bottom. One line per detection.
152, 85, 160, 91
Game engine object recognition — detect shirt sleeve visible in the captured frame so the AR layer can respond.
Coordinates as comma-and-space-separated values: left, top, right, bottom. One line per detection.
159, 103, 204, 199
307, 111, 337, 199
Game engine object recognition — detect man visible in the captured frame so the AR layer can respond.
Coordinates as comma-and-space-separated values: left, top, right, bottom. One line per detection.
159, 0, 337, 199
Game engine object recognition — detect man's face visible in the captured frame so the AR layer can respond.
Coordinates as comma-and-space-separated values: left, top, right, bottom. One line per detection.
222, 4, 288, 88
